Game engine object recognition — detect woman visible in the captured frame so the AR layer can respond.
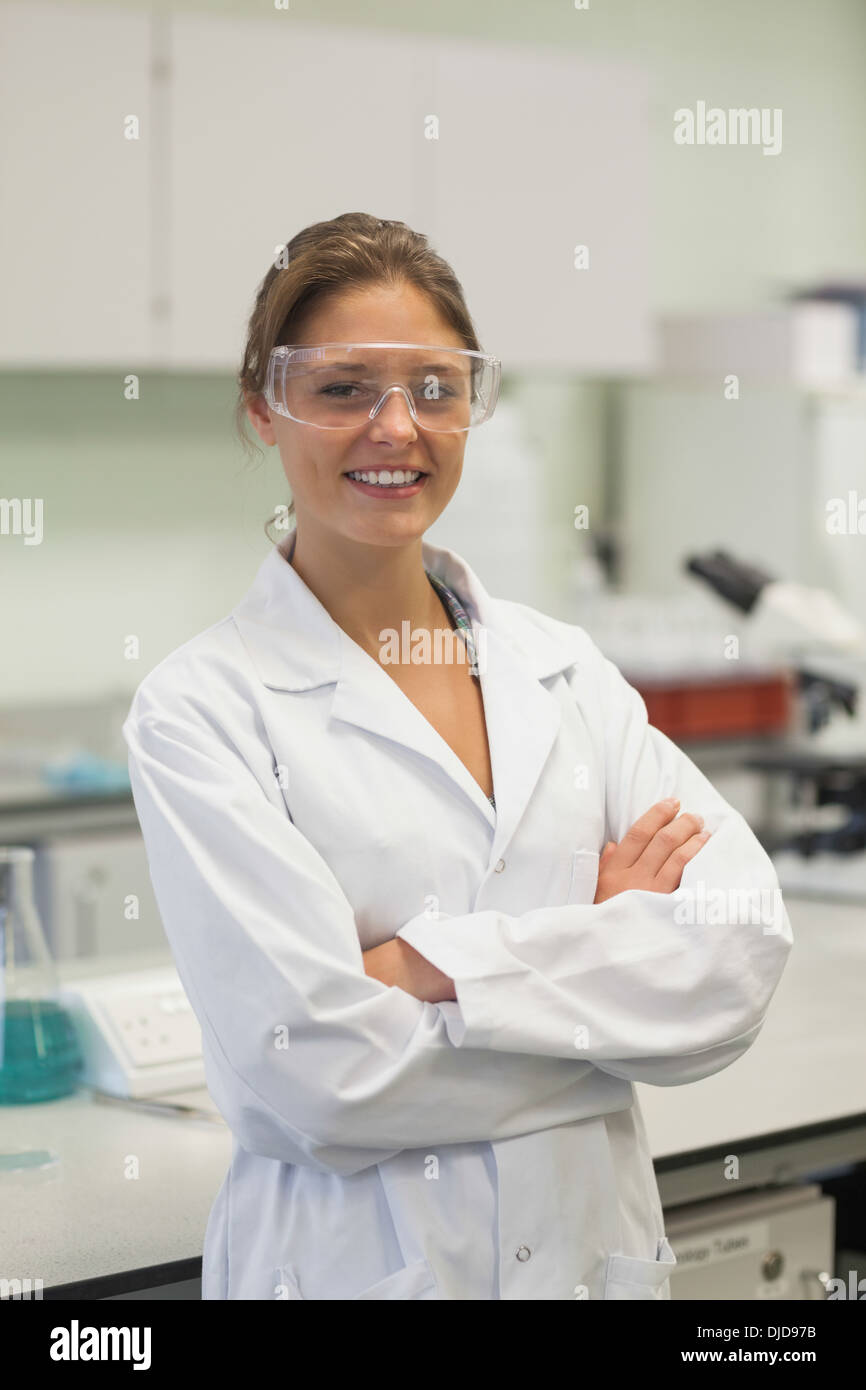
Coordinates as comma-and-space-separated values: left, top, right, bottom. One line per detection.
123, 212, 792, 1300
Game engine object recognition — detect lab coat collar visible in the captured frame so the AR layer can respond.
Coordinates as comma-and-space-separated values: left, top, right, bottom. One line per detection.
231, 530, 581, 692
232, 532, 582, 847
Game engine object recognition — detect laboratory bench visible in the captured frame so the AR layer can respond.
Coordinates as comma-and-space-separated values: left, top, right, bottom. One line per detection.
0, 785, 138, 843
0, 892, 863, 1299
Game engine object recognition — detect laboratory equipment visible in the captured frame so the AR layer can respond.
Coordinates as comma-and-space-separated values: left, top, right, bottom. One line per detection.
0, 846, 83, 1104
686, 548, 866, 896
57, 964, 205, 1099
686, 549, 866, 654
666, 1184, 835, 1300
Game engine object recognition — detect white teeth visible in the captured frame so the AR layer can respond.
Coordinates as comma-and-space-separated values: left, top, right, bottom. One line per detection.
346, 469, 423, 486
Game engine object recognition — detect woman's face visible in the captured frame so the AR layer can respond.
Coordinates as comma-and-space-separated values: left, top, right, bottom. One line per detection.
246, 282, 470, 550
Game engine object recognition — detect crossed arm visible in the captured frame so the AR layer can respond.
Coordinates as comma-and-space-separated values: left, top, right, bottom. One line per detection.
365, 798, 710, 1002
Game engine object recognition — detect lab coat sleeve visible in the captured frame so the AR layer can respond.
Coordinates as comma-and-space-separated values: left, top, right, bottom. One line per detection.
122, 689, 631, 1176
396, 642, 793, 1083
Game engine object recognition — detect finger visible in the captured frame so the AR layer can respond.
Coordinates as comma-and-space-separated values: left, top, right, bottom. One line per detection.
637, 811, 705, 877
616, 799, 681, 867
653, 829, 711, 892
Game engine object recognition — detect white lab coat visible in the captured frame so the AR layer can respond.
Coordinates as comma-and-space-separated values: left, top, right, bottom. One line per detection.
122, 531, 793, 1300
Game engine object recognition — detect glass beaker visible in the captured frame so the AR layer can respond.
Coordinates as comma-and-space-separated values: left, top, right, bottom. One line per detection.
0, 847, 83, 1104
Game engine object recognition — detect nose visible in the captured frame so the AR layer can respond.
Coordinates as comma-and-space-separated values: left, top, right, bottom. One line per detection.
367, 386, 418, 441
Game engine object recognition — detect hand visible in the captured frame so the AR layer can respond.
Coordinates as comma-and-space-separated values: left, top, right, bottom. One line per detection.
363, 937, 457, 1004
594, 798, 711, 904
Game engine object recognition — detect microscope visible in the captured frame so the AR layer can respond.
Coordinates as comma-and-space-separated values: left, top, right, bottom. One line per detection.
686, 550, 866, 877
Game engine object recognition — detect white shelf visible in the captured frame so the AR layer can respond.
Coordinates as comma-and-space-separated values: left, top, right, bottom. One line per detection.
657, 303, 861, 387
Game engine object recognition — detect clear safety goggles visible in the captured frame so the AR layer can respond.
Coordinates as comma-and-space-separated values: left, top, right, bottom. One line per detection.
264, 341, 501, 433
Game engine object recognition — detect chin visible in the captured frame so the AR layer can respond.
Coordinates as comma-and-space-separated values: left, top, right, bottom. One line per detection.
345, 518, 431, 546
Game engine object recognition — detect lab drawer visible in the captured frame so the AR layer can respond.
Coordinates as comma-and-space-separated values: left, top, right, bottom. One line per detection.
666, 1182, 835, 1300
32, 829, 166, 960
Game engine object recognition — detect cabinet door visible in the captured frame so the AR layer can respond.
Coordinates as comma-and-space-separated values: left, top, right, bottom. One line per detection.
167, 17, 427, 367
0, 2, 154, 366
423, 39, 653, 372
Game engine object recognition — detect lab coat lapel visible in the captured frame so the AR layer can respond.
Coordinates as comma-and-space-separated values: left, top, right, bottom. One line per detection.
329, 637, 499, 828
417, 540, 576, 862
329, 619, 564, 860
478, 625, 564, 865
328, 542, 568, 863
233, 533, 579, 862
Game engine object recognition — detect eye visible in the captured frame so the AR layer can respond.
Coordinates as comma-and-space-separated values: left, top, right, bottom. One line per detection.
320, 382, 366, 398
417, 381, 458, 398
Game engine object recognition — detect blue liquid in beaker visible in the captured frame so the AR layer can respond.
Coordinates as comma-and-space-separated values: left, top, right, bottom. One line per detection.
0, 999, 84, 1104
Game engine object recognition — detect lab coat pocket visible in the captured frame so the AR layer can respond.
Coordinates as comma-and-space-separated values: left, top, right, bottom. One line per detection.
274, 1256, 439, 1301
352, 1256, 439, 1300
567, 849, 600, 905
603, 1236, 677, 1300
274, 1266, 304, 1300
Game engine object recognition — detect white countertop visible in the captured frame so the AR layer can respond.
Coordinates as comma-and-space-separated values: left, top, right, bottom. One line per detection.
638, 893, 866, 1157
0, 1086, 231, 1290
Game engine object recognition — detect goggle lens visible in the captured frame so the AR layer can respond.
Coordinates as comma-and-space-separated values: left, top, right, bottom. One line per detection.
265, 343, 500, 433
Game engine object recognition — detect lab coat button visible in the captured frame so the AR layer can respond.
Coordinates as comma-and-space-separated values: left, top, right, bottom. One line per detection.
515, 1245, 531, 1262
494, 859, 506, 873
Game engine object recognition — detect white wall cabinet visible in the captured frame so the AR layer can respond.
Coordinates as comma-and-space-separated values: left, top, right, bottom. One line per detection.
0, 2, 154, 367
166, 18, 652, 372
422, 41, 652, 371
166, 18, 428, 368
0, 5, 652, 373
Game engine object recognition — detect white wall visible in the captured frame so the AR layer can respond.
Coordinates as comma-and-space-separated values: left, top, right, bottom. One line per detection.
3, 0, 866, 705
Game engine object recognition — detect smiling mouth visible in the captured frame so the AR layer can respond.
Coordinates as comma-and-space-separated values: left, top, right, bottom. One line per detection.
343, 468, 428, 486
